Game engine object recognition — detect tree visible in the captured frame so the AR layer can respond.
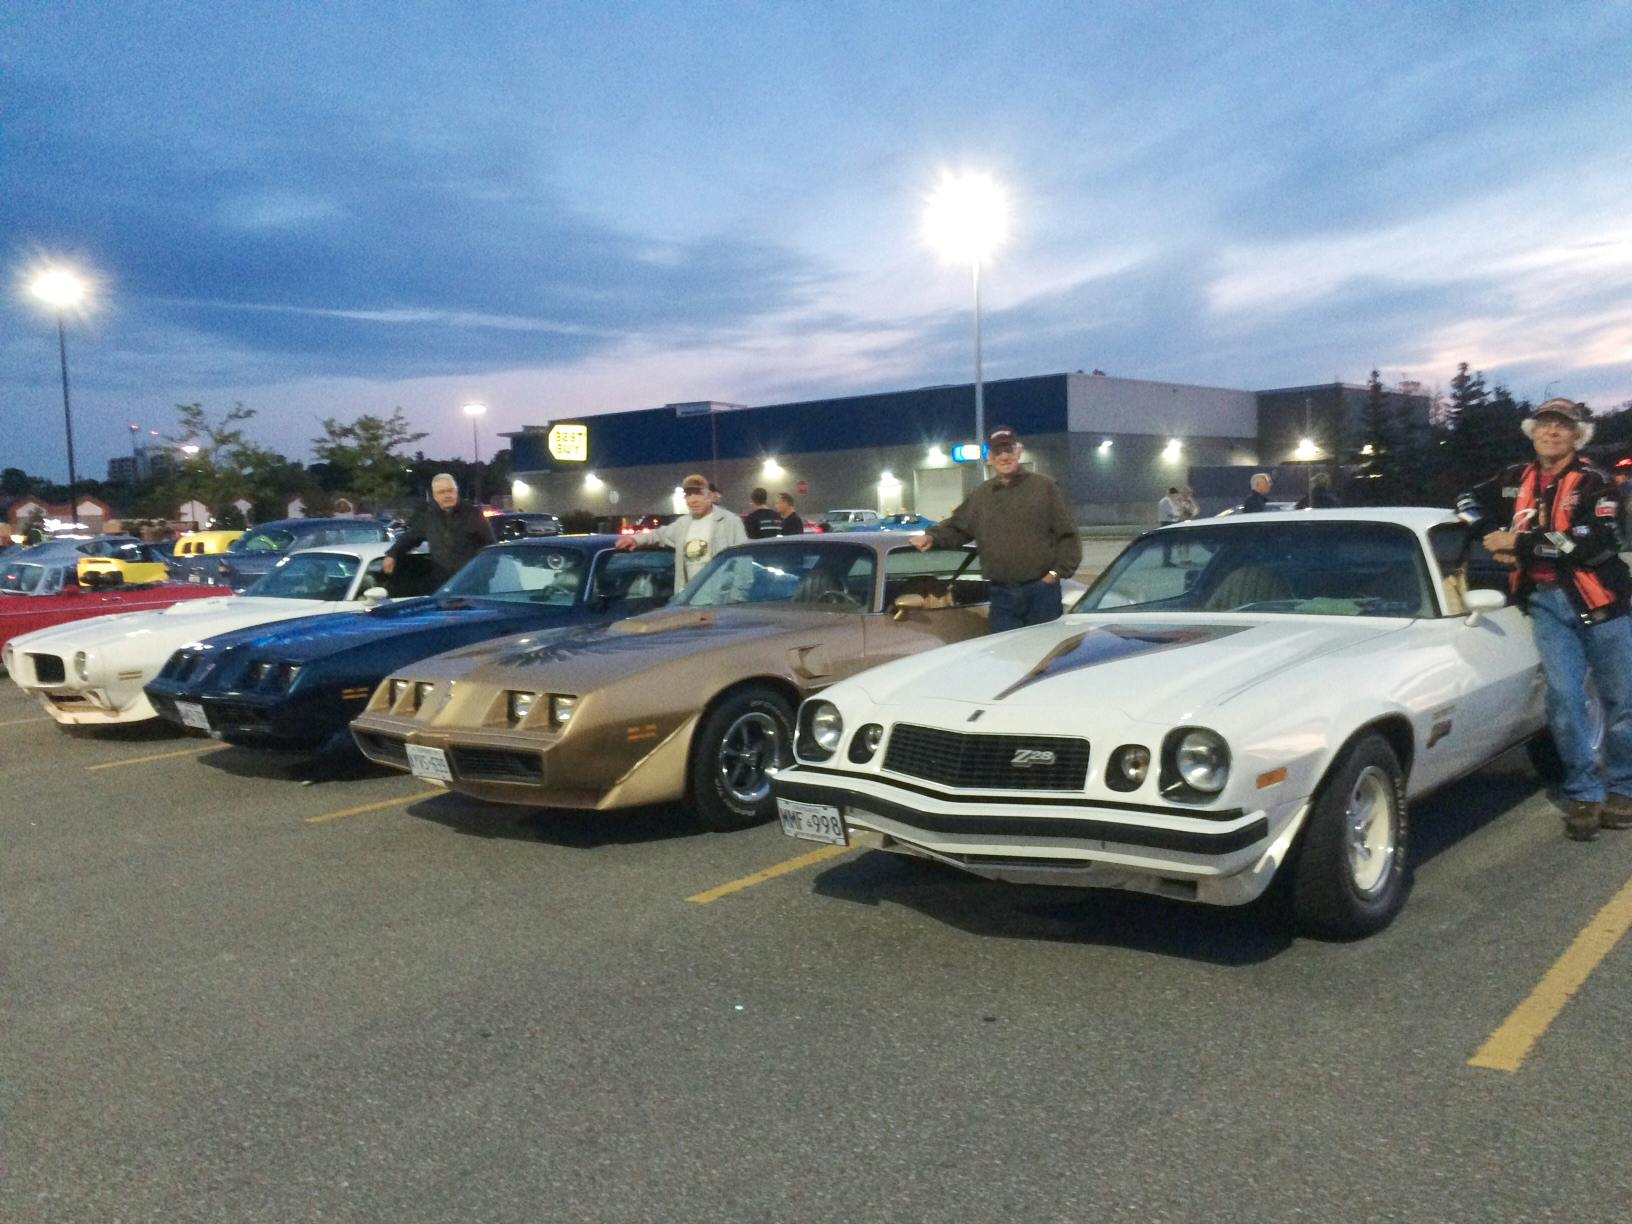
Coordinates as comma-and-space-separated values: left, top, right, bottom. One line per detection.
161, 403, 287, 520
310, 409, 428, 511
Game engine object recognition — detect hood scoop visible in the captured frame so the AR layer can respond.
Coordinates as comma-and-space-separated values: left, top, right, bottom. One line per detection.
613, 608, 717, 635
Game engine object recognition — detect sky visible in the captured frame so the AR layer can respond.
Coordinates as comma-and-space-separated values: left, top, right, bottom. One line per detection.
4, 1, 1631, 483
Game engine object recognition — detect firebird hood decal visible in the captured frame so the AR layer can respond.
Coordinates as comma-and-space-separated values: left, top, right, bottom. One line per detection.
993, 624, 1253, 701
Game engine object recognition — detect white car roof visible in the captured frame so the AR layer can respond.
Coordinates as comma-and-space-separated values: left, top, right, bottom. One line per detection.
283, 540, 397, 561
1176, 507, 1457, 531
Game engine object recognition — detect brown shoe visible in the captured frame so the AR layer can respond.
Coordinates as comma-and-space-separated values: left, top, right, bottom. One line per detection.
1601, 794, 1632, 831
1563, 800, 1601, 842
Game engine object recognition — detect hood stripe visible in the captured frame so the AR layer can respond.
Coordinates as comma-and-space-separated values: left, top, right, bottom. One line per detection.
993, 623, 1253, 701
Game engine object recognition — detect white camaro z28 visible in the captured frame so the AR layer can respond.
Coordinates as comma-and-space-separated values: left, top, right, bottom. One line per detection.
774, 509, 1559, 938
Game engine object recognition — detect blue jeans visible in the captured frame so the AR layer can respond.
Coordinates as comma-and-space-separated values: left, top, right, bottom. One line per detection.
1529, 586, 1632, 803
989, 578, 1064, 633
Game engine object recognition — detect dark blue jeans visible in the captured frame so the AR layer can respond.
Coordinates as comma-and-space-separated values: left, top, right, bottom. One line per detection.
989, 578, 1064, 633
1529, 586, 1632, 803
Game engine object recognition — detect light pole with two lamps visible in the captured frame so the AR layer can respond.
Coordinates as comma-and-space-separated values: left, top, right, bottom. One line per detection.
29, 267, 87, 516
923, 170, 1009, 475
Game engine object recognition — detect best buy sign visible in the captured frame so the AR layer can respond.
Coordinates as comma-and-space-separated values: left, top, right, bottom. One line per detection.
547, 423, 588, 462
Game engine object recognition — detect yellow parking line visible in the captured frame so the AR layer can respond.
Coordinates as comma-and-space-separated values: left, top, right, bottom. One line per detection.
1469, 871, 1632, 1073
305, 784, 443, 824
86, 743, 227, 771
687, 845, 852, 905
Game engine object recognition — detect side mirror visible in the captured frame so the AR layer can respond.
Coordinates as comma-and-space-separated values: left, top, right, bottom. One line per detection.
362, 585, 389, 604
1463, 587, 1506, 625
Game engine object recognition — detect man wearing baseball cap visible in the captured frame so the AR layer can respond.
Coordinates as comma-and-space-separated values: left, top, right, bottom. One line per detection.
616, 472, 748, 590
913, 426, 1081, 632
1458, 397, 1632, 841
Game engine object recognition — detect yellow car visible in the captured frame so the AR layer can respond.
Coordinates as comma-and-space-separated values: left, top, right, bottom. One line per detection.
171, 529, 245, 584
76, 540, 172, 588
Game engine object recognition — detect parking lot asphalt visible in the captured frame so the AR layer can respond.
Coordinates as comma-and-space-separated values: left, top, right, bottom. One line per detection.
4, 676, 1631, 1221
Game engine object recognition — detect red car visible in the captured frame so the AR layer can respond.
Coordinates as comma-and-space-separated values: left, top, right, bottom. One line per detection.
1, 547, 223, 654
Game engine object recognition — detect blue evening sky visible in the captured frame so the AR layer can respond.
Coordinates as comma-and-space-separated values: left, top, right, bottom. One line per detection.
5, 1, 1631, 480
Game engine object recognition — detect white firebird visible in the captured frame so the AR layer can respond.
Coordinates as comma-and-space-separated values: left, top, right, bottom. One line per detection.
774, 509, 1557, 938
4, 543, 399, 726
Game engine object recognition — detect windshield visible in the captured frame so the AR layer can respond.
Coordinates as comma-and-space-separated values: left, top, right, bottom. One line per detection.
436, 545, 586, 606
251, 552, 362, 600
1079, 522, 1434, 618
676, 541, 876, 610
239, 529, 295, 553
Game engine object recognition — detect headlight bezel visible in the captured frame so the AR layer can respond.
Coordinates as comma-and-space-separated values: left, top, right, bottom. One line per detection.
73, 650, 90, 682
548, 694, 577, 729
508, 690, 536, 723
1161, 726, 1231, 798
1105, 743, 1152, 792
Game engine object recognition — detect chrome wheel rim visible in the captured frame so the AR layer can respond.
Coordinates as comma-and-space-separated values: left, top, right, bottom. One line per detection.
1346, 764, 1397, 896
716, 710, 784, 805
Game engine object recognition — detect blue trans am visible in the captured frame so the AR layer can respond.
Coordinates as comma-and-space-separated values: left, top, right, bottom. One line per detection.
143, 535, 674, 754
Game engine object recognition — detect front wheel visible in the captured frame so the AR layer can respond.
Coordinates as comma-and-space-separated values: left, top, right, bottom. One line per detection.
1287, 734, 1410, 939
687, 687, 794, 832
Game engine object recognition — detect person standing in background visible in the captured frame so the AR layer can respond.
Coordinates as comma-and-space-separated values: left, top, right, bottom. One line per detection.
617, 471, 748, 589
775, 492, 804, 535
742, 488, 781, 539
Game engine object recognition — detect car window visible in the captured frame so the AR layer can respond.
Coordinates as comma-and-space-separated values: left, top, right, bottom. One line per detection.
678, 541, 876, 610
883, 546, 986, 608
336, 521, 387, 541
1079, 522, 1433, 618
1428, 522, 1510, 615
592, 550, 677, 610
240, 529, 294, 553
252, 552, 362, 600
438, 545, 586, 605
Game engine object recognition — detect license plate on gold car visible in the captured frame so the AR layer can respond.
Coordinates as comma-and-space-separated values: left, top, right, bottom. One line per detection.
777, 797, 847, 846
405, 744, 453, 782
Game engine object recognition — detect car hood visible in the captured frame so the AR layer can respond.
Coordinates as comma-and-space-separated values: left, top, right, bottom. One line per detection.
4, 595, 334, 653
190, 596, 579, 664
443, 604, 851, 691
848, 613, 1410, 722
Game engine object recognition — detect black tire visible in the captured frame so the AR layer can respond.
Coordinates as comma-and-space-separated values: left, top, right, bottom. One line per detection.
1286, 734, 1410, 939
687, 686, 795, 832
1526, 730, 1567, 785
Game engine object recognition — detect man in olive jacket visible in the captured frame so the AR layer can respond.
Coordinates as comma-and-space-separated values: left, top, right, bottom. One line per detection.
383, 472, 494, 585
913, 426, 1082, 632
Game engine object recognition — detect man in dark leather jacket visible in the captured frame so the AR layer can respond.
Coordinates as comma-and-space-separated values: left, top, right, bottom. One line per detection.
383, 473, 494, 585
1459, 398, 1632, 840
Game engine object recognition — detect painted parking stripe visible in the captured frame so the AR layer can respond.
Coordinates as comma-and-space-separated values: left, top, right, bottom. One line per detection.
305, 784, 443, 824
0, 716, 52, 728
1468, 870, 1632, 1073
85, 743, 227, 771
687, 845, 852, 905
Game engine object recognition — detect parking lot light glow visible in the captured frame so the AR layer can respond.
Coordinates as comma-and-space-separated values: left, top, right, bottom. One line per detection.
1295, 437, 1319, 460
923, 171, 1009, 265
1098, 438, 1113, 453
584, 472, 603, 490
30, 267, 87, 308
762, 458, 783, 478
1163, 438, 1182, 460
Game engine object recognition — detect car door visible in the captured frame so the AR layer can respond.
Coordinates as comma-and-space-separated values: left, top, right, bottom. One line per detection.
863, 545, 991, 666
1409, 523, 1542, 789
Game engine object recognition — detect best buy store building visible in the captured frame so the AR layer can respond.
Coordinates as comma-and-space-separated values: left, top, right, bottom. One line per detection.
505, 371, 1270, 525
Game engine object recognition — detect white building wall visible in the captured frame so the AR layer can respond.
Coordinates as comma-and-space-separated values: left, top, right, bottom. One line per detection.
1067, 373, 1257, 438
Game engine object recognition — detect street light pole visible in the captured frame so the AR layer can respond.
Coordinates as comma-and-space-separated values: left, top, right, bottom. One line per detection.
463, 402, 486, 503
56, 312, 78, 507
972, 258, 984, 469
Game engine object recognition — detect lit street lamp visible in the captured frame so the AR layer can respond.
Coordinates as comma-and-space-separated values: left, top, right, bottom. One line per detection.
924, 170, 1009, 473
29, 267, 87, 511
463, 402, 487, 502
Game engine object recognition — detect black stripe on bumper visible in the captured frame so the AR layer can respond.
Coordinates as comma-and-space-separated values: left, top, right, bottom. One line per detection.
774, 774, 1269, 856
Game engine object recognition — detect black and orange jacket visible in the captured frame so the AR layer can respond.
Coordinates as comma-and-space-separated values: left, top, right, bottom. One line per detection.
1459, 455, 1631, 624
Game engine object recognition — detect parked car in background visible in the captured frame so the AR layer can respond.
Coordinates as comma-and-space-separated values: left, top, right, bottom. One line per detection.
4, 542, 438, 726
491, 512, 562, 540
77, 540, 173, 588
168, 530, 245, 585
146, 535, 674, 756
774, 508, 1548, 939
215, 518, 390, 592
849, 513, 937, 532
351, 533, 1011, 831
816, 509, 882, 532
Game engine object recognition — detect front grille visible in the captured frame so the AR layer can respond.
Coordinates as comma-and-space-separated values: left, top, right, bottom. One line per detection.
149, 694, 179, 720
47, 693, 93, 707
355, 732, 409, 767
450, 747, 543, 785
28, 653, 65, 684
210, 701, 269, 729
882, 724, 1089, 791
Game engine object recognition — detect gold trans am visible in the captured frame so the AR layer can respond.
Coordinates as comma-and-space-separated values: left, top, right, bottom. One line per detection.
351, 532, 1003, 830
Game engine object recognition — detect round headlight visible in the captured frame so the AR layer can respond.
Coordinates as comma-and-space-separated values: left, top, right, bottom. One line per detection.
849, 723, 884, 764
811, 703, 843, 753
1175, 729, 1230, 793
1107, 744, 1151, 792
73, 650, 90, 681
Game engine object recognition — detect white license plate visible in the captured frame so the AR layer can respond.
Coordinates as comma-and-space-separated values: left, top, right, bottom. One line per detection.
188, 572, 200, 583
176, 701, 210, 731
778, 797, 847, 846
405, 744, 453, 782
